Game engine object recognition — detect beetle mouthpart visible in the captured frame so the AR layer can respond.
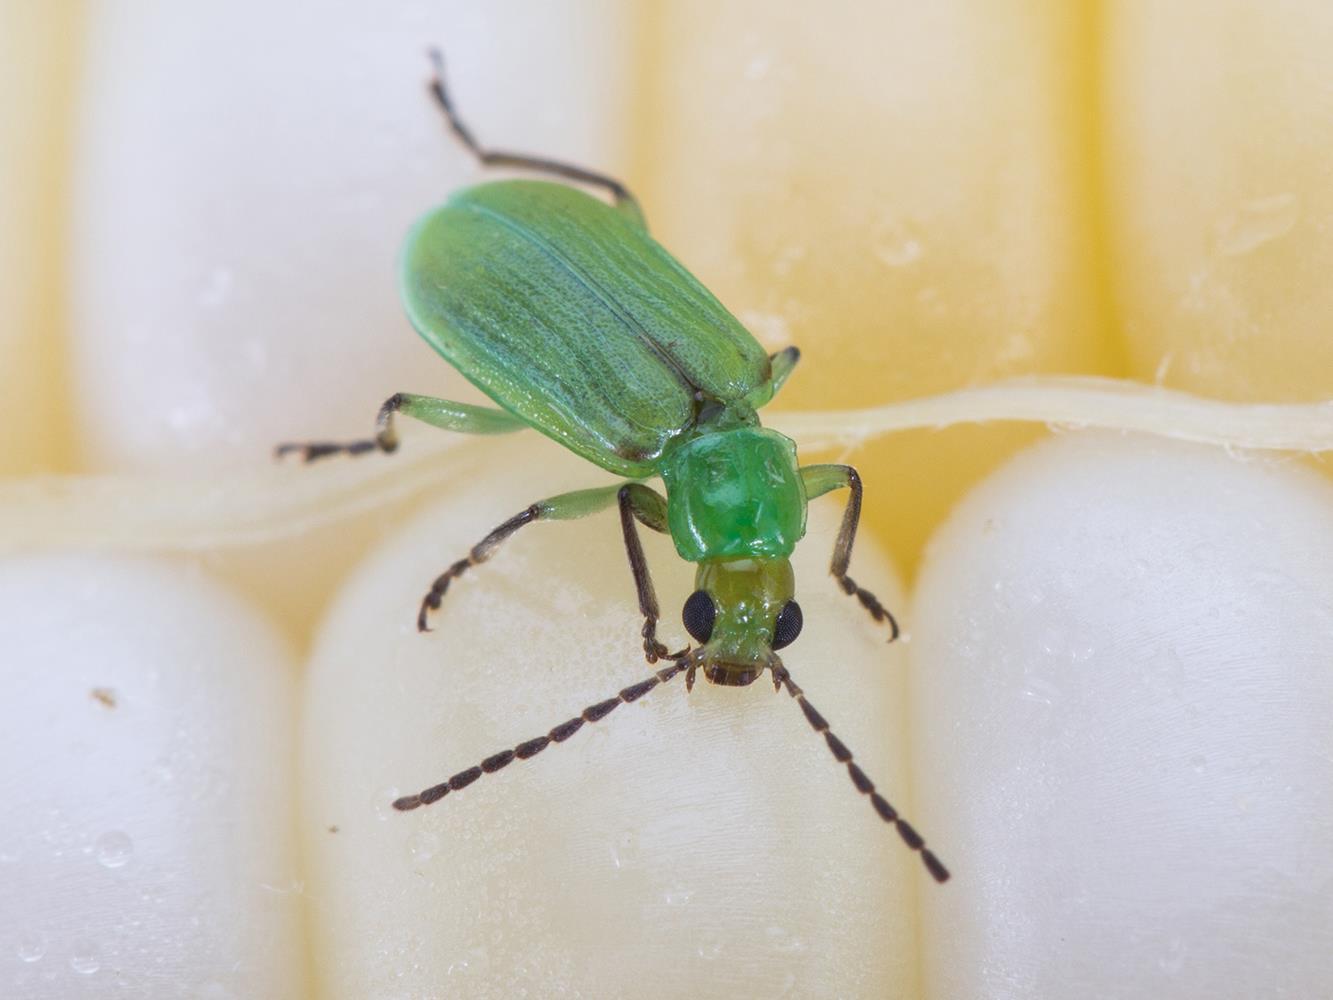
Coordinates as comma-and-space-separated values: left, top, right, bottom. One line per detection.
682, 647, 770, 691
701, 661, 765, 688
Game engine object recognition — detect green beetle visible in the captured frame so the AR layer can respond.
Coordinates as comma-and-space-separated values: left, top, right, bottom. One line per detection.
279, 52, 947, 884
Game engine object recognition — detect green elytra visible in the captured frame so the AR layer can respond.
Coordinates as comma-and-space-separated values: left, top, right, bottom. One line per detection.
277, 52, 947, 884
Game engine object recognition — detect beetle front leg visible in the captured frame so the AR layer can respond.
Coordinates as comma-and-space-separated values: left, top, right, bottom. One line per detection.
616, 484, 681, 663
799, 464, 901, 642
274, 392, 526, 463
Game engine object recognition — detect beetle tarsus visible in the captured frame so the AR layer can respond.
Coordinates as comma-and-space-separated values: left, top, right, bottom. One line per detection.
641, 618, 679, 663
835, 573, 901, 643
273, 436, 390, 464
417, 558, 470, 632
811, 463, 904, 644
416, 507, 542, 632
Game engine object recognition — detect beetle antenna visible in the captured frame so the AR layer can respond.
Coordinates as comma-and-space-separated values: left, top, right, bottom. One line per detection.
393, 658, 686, 811
770, 661, 950, 884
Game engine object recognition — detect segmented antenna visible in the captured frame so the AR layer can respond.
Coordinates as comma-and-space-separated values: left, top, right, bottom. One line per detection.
392, 660, 685, 811
393, 652, 950, 885
771, 662, 950, 883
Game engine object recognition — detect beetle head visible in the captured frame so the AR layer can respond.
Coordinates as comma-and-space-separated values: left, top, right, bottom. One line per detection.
680, 557, 803, 687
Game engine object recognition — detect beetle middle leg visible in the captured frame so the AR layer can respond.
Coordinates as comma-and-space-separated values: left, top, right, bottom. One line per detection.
418, 482, 678, 664
799, 464, 901, 642
275, 392, 526, 463
426, 49, 647, 228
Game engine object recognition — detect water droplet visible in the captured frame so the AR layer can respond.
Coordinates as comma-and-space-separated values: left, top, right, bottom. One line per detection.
663, 887, 693, 906
1036, 627, 1068, 658
16, 934, 45, 962
872, 215, 924, 268
446, 946, 490, 977
1018, 688, 1048, 708
609, 828, 642, 871
1190, 754, 1208, 774
69, 940, 100, 975
1212, 194, 1299, 257
96, 830, 133, 869
407, 830, 440, 862
696, 939, 724, 961
196, 980, 234, 999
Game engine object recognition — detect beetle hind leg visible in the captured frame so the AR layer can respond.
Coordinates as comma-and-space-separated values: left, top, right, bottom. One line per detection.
274, 393, 526, 464
425, 49, 647, 228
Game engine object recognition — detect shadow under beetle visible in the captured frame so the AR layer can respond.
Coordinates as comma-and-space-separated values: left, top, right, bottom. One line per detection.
279, 51, 948, 884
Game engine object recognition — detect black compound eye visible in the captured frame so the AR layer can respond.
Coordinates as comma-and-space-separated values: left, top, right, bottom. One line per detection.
771, 600, 803, 650
682, 590, 716, 644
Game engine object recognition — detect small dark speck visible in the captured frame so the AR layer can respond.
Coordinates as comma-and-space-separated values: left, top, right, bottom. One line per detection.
327, 825, 340, 834
91, 688, 117, 709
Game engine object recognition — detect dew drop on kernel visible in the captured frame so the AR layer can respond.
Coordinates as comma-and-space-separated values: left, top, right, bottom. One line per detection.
69, 940, 100, 975
16, 934, 45, 963
95, 830, 133, 868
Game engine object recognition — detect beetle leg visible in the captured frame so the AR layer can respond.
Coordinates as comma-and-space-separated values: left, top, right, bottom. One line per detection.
274, 392, 526, 463
416, 482, 629, 632
616, 484, 683, 664
426, 49, 647, 228
768, 346, 802, 398
799, 464, 901, 642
